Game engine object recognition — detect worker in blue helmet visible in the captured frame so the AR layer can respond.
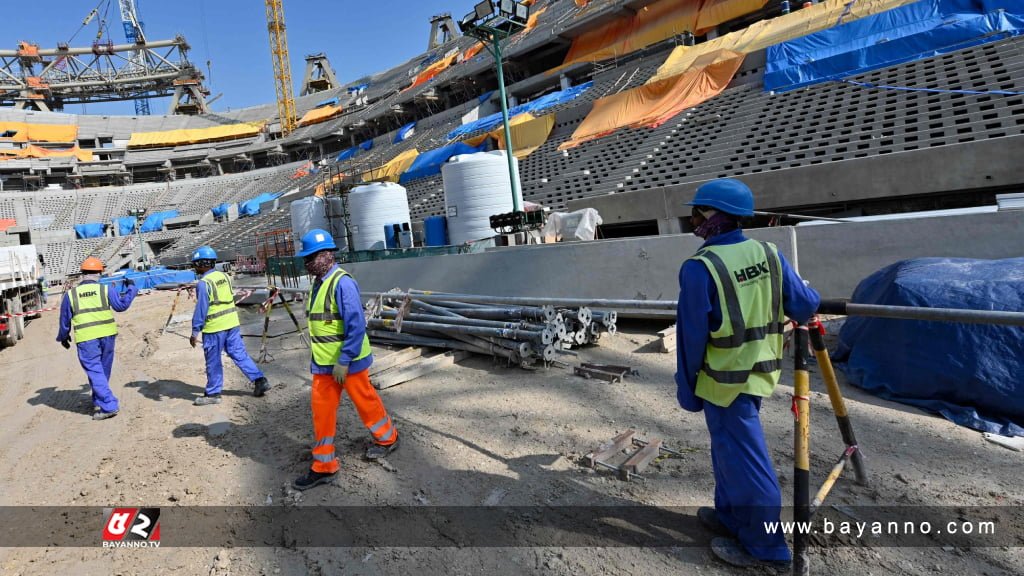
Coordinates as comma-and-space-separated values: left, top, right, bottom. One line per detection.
189, 246, 269, 405
292, 229, 398, 491
676, 178, 819, 569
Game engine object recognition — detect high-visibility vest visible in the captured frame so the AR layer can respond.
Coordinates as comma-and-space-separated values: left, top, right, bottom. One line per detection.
70, 283, 118, 343
690, 239, 785, 408
200, 270, 240, 334
307, 268, 372, 366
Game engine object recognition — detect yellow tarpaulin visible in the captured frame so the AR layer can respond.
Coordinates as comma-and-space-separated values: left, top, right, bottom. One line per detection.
127, 121, 265, 148
560, 0, 702, 69
314, 172, 346, 197
695, 0, 769, 33
490, 113, 555, 159
361, 148, 419, 183
0, 121, 78, 143
650, 0, 917, 83
560, 49, 745, 150
299, 105, 343, 126
0, 143, 94, 162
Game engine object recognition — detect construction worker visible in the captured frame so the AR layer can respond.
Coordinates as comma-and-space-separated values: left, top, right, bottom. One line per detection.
190, 246, 270, 405
56, 257, 138, 421
676, 179, 819, 569
292, 229, 398, 491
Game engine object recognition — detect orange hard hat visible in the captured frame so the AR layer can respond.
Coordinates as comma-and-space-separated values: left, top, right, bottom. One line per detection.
80, 257, 104, 272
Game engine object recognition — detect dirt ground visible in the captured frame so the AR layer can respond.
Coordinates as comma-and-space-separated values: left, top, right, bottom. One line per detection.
0, 288, 1021, 575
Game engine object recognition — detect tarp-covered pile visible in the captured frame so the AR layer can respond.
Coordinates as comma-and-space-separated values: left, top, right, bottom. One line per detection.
0, 144, 94, 162
74, 223, 106, 239
238, 192, 283, 217
112, 216, 136, 236
210, 203, 230, 218
448, 82, 592, 141
101, 266, 196, 291
127, 122, 265, 148
834, 258, 1024, 437
139, 210, 179, 233
766, 0, 1024, 92
299, 104, 343, 126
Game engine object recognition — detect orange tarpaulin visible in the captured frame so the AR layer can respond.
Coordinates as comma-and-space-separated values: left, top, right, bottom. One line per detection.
314, 172, 347, 197
559, 49, 744, 150
0, 219, 17, 232
0, 143, 94, 162
560, 0, 702, 68
695, 0, 769, 32
407, 53, 458, 91
0, 121, 78, 143
128, 122, 265, 148
521, 6, 547, 34
299, 104, 343, 126
460, 42, 486, 62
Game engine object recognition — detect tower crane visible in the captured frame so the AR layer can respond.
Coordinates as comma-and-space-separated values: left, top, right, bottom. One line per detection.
265, 0, 297, 135
117, 0, 151, 115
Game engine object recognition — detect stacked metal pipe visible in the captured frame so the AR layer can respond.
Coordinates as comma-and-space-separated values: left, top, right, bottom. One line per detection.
364, 290, 618, 367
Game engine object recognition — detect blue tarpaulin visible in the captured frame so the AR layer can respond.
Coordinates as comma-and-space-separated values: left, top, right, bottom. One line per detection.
394, 121, 416, 143
315, 97, 339, 107
100, 266, 196, 291
347, 83, 369, 93
834, 258, 1024, 437
398, 141, 487, 183
478, 90, 494, 103
112, 216, 136, 236
447, 82, 593, 140
336, 147, 357, 162
140, 210, 178, 233
238, 192, 283, 217
211, 203, 230, 218
74, 223, 106, 239
765, 0, 1024, 92
359, 139, 374, 151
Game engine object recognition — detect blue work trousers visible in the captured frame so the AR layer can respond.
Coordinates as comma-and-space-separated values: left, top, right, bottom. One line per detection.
202, 327, 264, 396
77, 335, 118, 413
704, 393, 791, 562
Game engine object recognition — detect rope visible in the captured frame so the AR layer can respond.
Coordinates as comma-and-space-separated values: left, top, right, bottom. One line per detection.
841, 79, 1024, 96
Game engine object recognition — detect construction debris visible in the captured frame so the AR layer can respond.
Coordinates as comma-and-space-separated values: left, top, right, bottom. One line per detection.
585, 429, 685, 481
655, 324, 676, 353
364, 290, 618, 367
573, 363, 638, 383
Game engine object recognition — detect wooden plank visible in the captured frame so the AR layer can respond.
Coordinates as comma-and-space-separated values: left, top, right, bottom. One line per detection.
658, 331, 677, 353
657, 324, 676, 338
372, 350, 470, 390
370, 347, 424, 376
586, 429, 635, 469
621, 438, 662, 480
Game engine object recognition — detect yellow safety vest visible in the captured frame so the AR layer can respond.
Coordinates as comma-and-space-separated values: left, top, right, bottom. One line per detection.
70, 283, 118, 343
201, 270, 240, 334
690, 239, 785, 408
307, 268, 372, 366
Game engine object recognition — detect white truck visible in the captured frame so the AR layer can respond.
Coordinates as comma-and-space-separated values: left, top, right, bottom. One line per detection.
0, 244, 43, 347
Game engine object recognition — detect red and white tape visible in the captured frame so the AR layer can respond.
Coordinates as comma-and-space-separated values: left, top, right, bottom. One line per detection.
0, 289, 255, 319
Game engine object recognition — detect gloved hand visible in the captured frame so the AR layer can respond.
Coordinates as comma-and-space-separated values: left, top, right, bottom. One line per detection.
61, 338, 71, 350
189, 334, 198, 349
332, 363, 348, 386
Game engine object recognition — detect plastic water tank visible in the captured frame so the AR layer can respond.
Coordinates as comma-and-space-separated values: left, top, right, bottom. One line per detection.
424, 215, 448, 247
348, 182, 411, 251
290, 197, 329, 253
441, 150, 523, 245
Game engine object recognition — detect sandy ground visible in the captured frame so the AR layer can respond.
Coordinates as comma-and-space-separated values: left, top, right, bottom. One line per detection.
0, 288, 1021, 575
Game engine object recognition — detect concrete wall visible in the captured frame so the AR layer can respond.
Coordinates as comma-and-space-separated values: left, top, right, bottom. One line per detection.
345, 227, 797, 303
794, 210, 1024, 298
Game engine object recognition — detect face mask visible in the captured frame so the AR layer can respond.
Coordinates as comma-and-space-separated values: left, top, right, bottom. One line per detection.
693, 211, 737, 240
305, 251, 335, 278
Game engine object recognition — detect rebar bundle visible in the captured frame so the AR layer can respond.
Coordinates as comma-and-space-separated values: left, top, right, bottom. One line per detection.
364, 290, 618, 367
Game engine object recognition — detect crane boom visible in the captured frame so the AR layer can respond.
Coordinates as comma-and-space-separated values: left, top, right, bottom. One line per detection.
117, 0, 151, 115
265, 0, 297, 135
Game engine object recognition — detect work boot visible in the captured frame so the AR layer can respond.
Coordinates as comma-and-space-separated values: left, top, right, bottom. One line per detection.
697, 506, 733, 537
293, 470, 337, 491
93, 410, 119, 421
365, 436, 399, 460
253, 377, 271, 398
710, 537, 792, 571
194, 394, 222, 406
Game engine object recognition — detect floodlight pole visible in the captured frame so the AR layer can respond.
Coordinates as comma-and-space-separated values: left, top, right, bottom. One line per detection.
485, 33, 522, 213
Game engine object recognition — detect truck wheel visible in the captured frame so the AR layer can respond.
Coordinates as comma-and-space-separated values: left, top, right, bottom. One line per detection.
12, 298, 25, 340
2, 299, 15, 347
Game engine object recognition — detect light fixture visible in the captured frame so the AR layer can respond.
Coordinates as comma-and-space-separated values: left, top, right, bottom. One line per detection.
515, 2, 529, 22
499, 0, 515, 18
474, 0, 494, 21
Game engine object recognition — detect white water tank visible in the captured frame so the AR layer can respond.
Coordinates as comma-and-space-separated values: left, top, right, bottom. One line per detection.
348, 182, 411, 251
441, 150, 523, 245
290, 196, 348, 252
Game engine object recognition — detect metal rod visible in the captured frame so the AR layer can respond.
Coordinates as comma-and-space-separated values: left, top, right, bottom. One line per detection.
367, 330, 493, 356
410, 299, 467, 318
808, 324, 867, 485
753, 210, 853, 223
380, 310, 529, 330
813, 447, 855, 509
366, 291, 674, 311
793, 323, 811, 576
369, 318, 547, 342
818, 300, 1024, 326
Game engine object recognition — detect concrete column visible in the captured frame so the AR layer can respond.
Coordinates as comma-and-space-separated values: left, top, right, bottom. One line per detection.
657, 217, 684, 236
559, 74, 571, 90
508, 95, 519, 108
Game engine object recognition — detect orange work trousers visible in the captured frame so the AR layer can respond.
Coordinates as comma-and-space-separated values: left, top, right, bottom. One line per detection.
310, 368, 397, 473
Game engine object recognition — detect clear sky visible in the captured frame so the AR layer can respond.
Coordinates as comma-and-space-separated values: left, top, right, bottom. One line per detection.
2, 0, 470, 115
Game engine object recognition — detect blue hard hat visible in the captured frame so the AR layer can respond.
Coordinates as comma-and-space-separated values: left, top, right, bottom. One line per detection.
297, 228, 337, 257
191, 246, 217, 262
686, 178, 755, 217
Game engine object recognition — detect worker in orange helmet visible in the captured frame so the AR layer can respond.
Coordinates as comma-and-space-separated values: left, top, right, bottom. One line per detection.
56, 257, 138, 420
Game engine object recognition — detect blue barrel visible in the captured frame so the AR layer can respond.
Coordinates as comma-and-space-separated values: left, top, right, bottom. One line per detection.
424, 215, 448, 247
383, 224, 398, 249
